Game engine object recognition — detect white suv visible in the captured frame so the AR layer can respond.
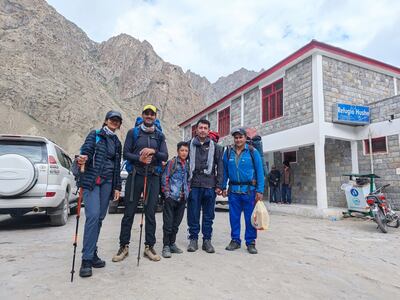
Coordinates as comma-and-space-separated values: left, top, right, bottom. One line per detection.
0, 134, 77, 226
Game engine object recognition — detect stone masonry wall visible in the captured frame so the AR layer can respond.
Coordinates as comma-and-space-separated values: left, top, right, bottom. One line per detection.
230, 96, 241, 130
183, 125, 191, 141
257, 57, 313, 137
208, 110, 217, 132
325, 139, 352, 207
369, 95, 400, 123
357, 134, 400, 209
243, 87, 261, 128
273, 145, 317, 205
323, 56, 395, 122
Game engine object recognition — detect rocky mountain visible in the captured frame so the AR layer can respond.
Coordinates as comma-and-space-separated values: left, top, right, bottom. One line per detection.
0, 0, 259, 154
0, 0, 204, 153
187, 67, 262, 105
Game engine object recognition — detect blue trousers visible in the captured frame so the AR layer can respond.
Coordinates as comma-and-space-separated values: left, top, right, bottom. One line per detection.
82, 180, 112, 260
269, 185, 280, 203
228, 191, 257, 245
187, 187, 216, 240
281, 184, 292, 204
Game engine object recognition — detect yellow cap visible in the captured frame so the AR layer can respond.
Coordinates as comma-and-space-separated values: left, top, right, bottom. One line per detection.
142, 104, 157, 113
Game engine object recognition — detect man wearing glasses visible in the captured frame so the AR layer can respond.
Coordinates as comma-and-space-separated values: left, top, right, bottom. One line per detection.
112, 104, 168, 262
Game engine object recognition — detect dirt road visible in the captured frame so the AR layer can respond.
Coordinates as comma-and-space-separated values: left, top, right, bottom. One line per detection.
1, 208, 399, 299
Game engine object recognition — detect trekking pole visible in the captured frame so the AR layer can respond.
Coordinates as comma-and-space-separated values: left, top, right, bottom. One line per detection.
137, 165, 149, 267
70, 163, 85, 282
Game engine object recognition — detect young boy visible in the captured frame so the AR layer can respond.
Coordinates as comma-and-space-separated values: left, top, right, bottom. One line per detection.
161, 141, 190, 258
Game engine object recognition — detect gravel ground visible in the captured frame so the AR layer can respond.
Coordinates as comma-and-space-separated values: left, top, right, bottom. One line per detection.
0, 207, 400, 300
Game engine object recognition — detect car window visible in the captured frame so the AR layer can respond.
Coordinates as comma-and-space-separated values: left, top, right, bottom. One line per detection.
0, 141, 48, 163
55, 147, 68, 169
63, 153, 72, 170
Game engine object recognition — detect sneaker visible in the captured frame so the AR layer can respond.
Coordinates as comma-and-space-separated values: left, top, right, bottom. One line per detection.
170, 243, 183, 254
112, 245, 129, 262
79, 260, 92, 278
202, 239, 215, 253
92, 250, 106, 268
225, 240, 241, 251
187, 239, 198, 252
247, 243, 258, 254
162, 245, 172, 258
144, 245, 161, 261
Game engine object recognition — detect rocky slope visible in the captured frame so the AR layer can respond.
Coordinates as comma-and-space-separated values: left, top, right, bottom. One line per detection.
187, 67, 261, 105
0, 0, 258, 154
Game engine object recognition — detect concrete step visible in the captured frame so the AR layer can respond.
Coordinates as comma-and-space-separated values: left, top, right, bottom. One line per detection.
265, 202, 346, 220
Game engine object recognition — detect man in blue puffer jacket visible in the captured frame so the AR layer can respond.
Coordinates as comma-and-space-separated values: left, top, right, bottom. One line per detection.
222, 127, 264, 254
161, 141, 190, 258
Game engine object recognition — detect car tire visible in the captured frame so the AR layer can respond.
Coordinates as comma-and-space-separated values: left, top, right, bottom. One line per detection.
50, 193, 69, 226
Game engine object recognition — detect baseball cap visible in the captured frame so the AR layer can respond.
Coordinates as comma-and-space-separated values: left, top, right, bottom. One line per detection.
105, 110, 122, 120
231, 127, 246, 136
142, 104, 157, 114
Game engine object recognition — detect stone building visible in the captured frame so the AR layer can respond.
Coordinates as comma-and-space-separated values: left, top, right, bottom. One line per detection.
179, 40, 400, 210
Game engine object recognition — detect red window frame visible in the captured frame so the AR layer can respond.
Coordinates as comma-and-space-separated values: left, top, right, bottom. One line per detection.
364, 137, 387, 154
262, 79, 283, 122
218, 107, 230, 137
191, 125, 197, 138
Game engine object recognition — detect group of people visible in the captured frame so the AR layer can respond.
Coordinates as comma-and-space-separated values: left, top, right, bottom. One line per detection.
75, 104, 265, 278
267, 161, 294, 204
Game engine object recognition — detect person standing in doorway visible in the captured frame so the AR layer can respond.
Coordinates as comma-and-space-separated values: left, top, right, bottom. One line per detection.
268, 165, 281, 203
281, 160, 293, 204
187, 119, 223, 253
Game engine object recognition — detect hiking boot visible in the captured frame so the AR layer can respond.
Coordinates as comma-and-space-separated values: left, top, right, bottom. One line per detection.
79, 260, 92, 278
187, 239, 198, 252
247, 243, 258, 254
170, 243, 183, 254
92, 250, 106, 268
144, 245, 161, 261
112, 245, 129, 262
202, 239, 215, 253
225, 240, 241, 251
162, 245, 172, 258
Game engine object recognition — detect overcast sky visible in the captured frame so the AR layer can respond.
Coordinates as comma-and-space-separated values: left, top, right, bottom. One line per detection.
47, 0, 400, 82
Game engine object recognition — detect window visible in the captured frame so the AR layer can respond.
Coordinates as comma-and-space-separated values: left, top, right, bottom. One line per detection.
191, 125, 197, 138
282, 151, 297, 163
262, 79, 283, 122
218, 107, 230, 137
364, 137, 387, 154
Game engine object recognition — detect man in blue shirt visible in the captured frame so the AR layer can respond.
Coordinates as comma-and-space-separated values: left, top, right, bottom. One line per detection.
222, 127, 264, 254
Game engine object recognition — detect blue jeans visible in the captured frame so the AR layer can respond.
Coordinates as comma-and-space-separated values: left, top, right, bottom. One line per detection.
269, 185, 280, 203
228, 191, 257, 245
281, 184, 292, 204
187, 187, 216, 240
82, 180, 112, 260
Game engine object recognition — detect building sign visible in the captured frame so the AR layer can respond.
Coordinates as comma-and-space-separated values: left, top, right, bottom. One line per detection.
333, 103, 370, 126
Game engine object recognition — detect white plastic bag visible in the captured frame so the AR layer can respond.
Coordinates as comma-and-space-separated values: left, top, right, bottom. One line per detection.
251, 201, 270, 230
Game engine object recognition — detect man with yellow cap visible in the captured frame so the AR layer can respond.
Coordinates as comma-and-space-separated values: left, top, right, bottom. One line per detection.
112, 104, 168, 262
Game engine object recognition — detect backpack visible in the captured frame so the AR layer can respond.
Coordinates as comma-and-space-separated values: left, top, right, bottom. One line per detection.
125, 117, 164, 174
247, 135, 267, 177
208, 130, 219, 143
165, 157, 189, 178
